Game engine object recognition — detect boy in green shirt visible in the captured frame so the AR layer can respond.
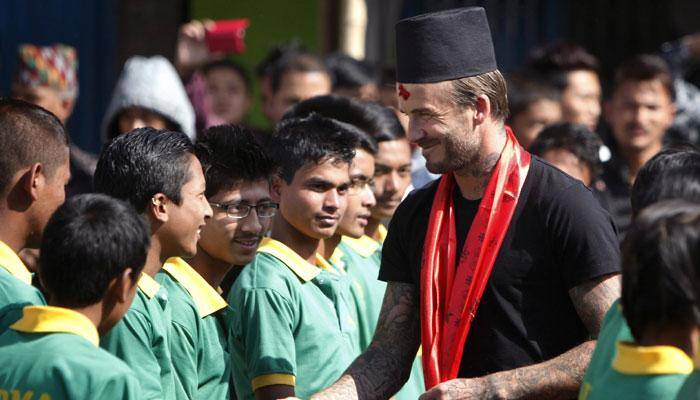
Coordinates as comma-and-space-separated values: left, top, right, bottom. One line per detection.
94, 127, 213, 400
157, 125, 279, 399
0, 99, 71, 327
581, 148, 700, 399
580, 201, 700, 400
0, 193, 150, 399
228, 114, 361, 399
285, 95, 426, 399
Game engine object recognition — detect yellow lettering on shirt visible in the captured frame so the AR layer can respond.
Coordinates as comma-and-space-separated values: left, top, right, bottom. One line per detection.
0, 389, 50, 400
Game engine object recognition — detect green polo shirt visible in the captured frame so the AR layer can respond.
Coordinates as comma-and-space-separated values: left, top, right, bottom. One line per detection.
0, 305, 141, 399
157, 257, 230, 400
579, 342, 692, 400
228, 238, 359, 399
580, 299, 633, 398
675, 370, 700, 399
338, 235, 426, 400
0, 241, 46, 333
101, 273, 175, 400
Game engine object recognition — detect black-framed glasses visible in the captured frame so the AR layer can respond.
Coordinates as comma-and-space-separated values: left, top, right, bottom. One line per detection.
348, 176, 375, 196
209, 201, 279, 219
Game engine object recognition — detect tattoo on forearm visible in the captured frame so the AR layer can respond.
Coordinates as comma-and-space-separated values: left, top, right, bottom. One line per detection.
569, 274, 621, 337
485, 341, 596, 400
312, 282, 421, 400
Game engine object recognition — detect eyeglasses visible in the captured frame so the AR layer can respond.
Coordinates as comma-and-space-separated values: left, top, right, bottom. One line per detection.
348, 176, 375, 196
209, 201, 279, 219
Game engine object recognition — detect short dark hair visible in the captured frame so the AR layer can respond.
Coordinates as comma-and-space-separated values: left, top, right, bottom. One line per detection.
621, 200, 700, 342
324, 52, 376, 90
631, 146, 700, 216
613, 54, 675, 101
271, 114, 358, 183
0, 98, 69, 192
94, 127, 194, 213
506, 72, 561, 120
202, 59, 251, 94
270, 53, 329, 94
282, 95, 378, 154
529, 122, 603, 178
40, 194, 150, 308
195, 124, 277, 198
528, 41, 600, 92
255, 41, 305, 79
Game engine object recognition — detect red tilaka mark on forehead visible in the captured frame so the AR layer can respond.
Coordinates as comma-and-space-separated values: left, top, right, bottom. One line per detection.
398, 84, 411, 100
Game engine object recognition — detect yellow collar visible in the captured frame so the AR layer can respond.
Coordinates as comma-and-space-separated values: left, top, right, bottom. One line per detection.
376, 224, 387, 244
341, 235, 380, 258
11, 305, 99, 346
0, 240, 32, 285
330, 247, 345, 268
258, 238, 320, 282
163, 257, 227, 317
613, 341, 694, 375
137, 273, 161, 299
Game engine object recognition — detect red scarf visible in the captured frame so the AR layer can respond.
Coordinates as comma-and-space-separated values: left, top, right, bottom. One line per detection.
420, 127, 531, 389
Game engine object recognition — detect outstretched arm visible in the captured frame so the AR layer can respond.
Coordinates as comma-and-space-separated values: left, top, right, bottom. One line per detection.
420, 273, 620, 400
312, 281, 421, 400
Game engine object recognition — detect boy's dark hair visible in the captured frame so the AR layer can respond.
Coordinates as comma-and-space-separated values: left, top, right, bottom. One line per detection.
621, 200, 700, 342
631, 146, 700, 216
255, 41, 305, 79
0, 98, 69, 192
613, 54, 675, 101
40, 193, 150, 308
528, 41, 599, 92
271, 114, 358, 183
529, 122, 603, 178
195, 124, 277, 198
324, 52, 377, 90
94, 127, 194, 213
202, 59, 252, 94
282, 95, 378, 155
506, 73, 561, 120
270, 53, 329, 94
283, 95, 404, 144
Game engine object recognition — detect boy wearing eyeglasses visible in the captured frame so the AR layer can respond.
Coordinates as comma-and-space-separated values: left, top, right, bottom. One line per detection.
228, 114, 362, 400
156, 124, 278, 399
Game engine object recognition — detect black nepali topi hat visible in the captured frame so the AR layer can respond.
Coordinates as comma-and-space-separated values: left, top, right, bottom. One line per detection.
395, 7, 498, 84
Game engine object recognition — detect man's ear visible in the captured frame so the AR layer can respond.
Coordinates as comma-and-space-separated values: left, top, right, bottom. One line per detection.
149, 193, 169, 223
270, 176, 284, 203
473, 95, 491, 127
19, 163, 44, 202
59, 98, 75, 122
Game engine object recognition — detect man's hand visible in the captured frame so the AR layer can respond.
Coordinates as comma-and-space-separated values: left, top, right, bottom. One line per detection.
419, 378, 494, 400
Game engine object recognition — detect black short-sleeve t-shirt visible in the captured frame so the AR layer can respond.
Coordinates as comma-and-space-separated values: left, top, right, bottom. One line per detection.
379, 157, 620, 378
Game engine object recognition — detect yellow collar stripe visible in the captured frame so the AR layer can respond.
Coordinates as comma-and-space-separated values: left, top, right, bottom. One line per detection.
11, 305, 99, 346
330, 247, 345, 269
0, 240, 32, 285
377, 224, 388, 244
137, 272, 161, 299
163, 257, 227, 317
341, 235, 380, 258
613, 341, 694, 375
257, 238, 320, 282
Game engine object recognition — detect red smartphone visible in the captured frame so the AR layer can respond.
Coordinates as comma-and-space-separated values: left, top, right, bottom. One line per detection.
205, 19, 250, 54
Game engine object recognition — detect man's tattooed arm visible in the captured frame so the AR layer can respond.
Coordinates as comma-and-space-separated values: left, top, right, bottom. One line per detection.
312, 282, 421, 400
421, 273, 621, 400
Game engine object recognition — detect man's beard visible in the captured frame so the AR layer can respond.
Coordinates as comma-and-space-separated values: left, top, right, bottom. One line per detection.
425, 130, 480, 174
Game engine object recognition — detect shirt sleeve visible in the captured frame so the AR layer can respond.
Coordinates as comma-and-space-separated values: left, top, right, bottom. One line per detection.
233, 287, 297, 390
100, 310, 163, 400
546, 183, 622, 289
169, 320, 198, 398
378, 200, 415, 284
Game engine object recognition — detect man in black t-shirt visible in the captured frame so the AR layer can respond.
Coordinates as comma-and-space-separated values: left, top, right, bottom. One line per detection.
313, 7, 620, 400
